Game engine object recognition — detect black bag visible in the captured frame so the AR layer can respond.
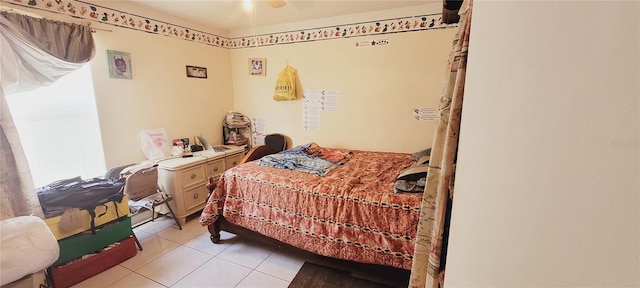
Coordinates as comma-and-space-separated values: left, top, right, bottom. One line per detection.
37, 176, 125, 234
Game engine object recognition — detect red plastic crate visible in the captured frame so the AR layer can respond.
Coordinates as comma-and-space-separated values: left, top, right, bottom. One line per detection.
48, 236, 136, 288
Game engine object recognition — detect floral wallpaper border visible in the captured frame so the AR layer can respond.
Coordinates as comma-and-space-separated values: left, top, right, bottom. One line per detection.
3, 0, 455, 49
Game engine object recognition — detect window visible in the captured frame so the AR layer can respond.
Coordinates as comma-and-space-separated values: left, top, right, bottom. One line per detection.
6, 65, 106, 188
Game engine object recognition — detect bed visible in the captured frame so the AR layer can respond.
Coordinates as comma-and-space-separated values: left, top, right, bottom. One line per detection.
199, 143, 430, 270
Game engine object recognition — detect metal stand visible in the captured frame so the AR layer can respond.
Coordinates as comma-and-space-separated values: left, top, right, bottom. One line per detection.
150, 194, 182, 230
130, 194, 182, 251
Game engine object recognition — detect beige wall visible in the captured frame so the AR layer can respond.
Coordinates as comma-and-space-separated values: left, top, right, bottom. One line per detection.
90, 27, 233, 168
5, 2, 455, 168
230, 28, 455, 152
446, 1, 639, 287
0, 3, 234, 169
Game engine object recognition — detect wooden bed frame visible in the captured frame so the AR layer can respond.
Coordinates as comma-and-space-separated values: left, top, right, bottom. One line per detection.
204, 147, 411, 285
206, 144, 278, 243
202, 144, 416, 280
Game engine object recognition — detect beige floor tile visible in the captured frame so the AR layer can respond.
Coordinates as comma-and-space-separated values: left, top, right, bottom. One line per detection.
172, 257, 252, 288
132, 229, 155, 241
217, 238, 278, 269
71, 265, 132, 288
255, 247, 308, 281
120, 233, 180, 271
184, 230, 239, 256
134, 217, 176, 235
135, 245, 212, 287
106, 272, 166, 288
155, 217, 205, 244
236, 271, 290, 288
66, 219, 318, 288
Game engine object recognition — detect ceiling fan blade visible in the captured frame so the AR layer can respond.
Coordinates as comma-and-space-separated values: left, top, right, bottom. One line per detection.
266, 0, 286, 8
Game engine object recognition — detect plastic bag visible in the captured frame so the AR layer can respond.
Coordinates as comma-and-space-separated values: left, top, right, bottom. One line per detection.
140, 128, 169, 160
273, 65, 298, 101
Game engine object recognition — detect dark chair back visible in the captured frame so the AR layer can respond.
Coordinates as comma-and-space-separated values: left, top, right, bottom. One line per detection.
264, 133, 287, 152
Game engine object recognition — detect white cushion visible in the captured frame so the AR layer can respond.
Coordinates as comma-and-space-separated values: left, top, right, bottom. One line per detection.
1, 216, 59, 286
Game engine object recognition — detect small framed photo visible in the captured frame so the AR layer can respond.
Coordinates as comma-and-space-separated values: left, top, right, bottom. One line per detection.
186, 65, 207, 78
249, 58, 266, 76
107, 50, 132, 79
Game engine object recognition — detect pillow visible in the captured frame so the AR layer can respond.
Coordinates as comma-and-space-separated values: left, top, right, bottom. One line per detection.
412, 148, 431, 161
394, 164, 428, 193
416, 155, 430, 166
397, 164, 429, 182
1, 216, 59, 286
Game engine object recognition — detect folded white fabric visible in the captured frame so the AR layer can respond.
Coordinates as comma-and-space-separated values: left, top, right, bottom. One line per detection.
0, 216, 59, 286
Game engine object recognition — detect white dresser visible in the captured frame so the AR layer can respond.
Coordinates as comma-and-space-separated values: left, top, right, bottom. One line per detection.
156, 146, 244, 226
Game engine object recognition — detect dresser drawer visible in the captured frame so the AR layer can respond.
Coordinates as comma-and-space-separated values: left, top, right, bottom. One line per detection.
179, 165, 206, 189
225, 153, 243, 169
183, 186, 208, 211
207, 159, 225, 177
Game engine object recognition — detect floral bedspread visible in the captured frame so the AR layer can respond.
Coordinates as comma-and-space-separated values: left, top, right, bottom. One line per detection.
199, 148, 427, 270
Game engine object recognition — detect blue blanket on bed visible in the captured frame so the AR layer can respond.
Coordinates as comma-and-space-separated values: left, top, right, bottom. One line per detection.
258, 143, 340, 176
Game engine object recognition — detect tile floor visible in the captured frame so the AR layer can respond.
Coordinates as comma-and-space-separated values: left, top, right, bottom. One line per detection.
70, 216, 312, 288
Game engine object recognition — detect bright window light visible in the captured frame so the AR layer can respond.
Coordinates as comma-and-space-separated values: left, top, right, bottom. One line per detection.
243, 0, 253, 11
6, 65, 106, 187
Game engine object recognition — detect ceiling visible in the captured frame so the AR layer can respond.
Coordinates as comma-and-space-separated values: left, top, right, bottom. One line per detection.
119, 0, 436, 32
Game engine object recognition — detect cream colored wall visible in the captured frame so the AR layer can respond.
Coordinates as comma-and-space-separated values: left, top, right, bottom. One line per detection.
446, 1, 639, 287
2, 3, 235, 169
91, 27, 233, 168
230, 28, 455, 152
5, 1, 454, 166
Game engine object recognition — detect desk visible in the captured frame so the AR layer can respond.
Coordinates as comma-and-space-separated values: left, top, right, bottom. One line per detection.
156, 146, 244, 226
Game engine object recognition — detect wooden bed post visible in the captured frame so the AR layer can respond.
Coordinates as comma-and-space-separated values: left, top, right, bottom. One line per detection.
206, 175, 221, 243
205, 145, 279, 244
208, 221, 221, 243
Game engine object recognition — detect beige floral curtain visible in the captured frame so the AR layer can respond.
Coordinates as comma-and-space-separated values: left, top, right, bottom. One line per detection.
0, 12, 95, 220
409, 0, 473, 287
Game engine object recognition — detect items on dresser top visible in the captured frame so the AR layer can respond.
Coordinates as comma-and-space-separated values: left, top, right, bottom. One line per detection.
140, 128, 170, 161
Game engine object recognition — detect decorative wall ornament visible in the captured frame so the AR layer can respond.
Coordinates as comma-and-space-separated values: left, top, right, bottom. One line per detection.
5, 0, 229, 47
106, 50, 132, 79
229, 14, 450, 49
248, 58, 266, 76
186, 65, 207, 78
3, 0, 455, 49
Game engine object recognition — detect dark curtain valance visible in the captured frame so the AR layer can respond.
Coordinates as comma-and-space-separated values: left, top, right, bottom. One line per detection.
1, 11, 94, 63
0, 11, 95, 94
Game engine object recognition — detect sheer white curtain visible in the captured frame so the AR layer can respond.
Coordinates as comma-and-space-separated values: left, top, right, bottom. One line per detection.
0, 11, 95, 219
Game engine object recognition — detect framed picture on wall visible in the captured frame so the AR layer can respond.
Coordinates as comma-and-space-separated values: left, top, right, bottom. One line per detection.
107, 50, 132, 79
248, 58, 266, 76
186, 65, 207, 78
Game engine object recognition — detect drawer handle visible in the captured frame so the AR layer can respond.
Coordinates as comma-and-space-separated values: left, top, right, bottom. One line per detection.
214, 167, 219, 171
232, 161, 237, 165
191, 173, 196, 179
193, 194, 199, 199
